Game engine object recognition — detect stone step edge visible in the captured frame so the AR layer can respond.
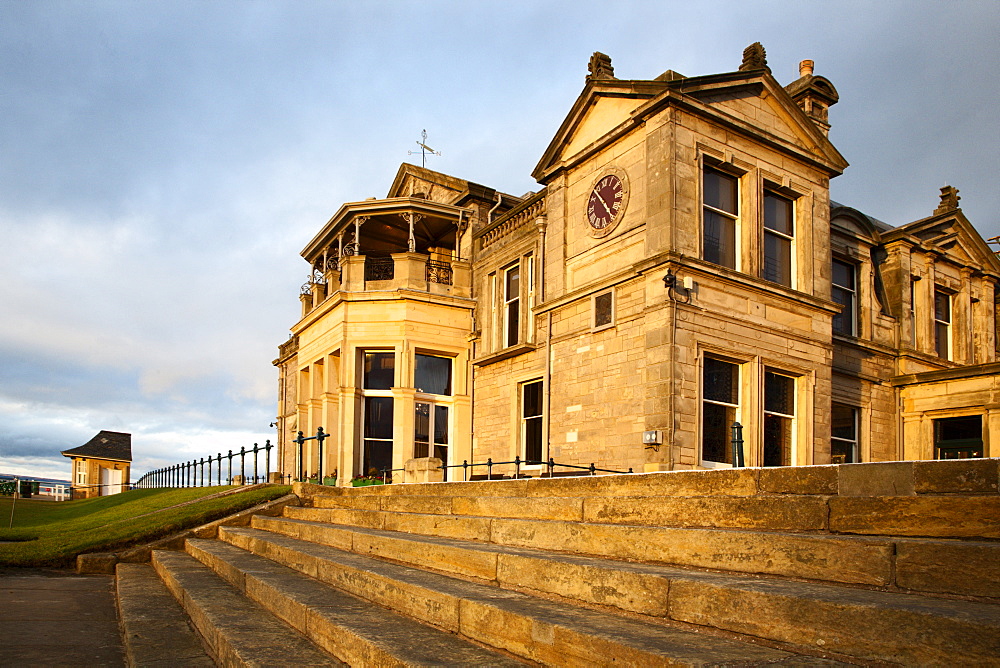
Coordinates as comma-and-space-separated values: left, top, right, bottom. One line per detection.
150, 549, 342, 666
182, 537, 529, 667
115, 562, 215, 667
222, 524, 1000, 666
294, 459, 1000, 501
302, 493, 1000, 539
254, 514, 1000, 617
257, 514, 894, 604
212, 525, 819, 666
280, 505, 1000, 598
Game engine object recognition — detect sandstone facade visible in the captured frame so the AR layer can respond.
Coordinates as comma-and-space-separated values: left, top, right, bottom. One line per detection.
275, 46, 999, 483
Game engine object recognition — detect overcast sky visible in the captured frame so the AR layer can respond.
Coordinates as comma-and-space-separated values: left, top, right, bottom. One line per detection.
2, 1, 998, 481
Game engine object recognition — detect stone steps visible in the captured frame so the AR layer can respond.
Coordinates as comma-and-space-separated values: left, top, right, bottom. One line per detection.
115, 562, 215, 667
181, 538, 527, 666
212, 525, 819, 666
281, 503, 1000, 598
151, 549, 343, 666
224, 521, 1000, 665
121, 460, 999, 666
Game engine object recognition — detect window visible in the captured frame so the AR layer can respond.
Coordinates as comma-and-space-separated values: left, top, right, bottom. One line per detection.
413, 354, 452, 475
362, 351, 394, 476
521, 380, 544, 462
934, 289, 951, 359
909, 278, 917, 347
363, 352, 394, 390
75, 459, 87, 485
763, 192, 794, 286
763, 370, 795, 466
831, 403, 858, 464
414, 402, 448, 461
593, 291, 614, 330
831, 260, 857, 336
701, 357, 739, 464
414, 354, 452, 395
934, 416, 983, 459
503, 263, 521, 347
702, 167, 738, 269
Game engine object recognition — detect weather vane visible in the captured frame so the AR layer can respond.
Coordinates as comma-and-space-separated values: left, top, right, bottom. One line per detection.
408, 129, 441, 168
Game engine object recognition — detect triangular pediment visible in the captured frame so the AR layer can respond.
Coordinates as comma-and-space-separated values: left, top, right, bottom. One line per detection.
387, 163, 469, 204
560, 95, 650, 161
532, 70, 847, 184
888, 212, 1000, 274
678, 72, 848, 172
531, 80, 667, 182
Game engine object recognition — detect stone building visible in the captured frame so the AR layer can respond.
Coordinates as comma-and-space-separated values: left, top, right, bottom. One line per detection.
61, 430, 132, 499
274, 45, 999, 484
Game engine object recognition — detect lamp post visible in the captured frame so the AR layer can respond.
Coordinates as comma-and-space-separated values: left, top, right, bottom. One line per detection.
730, 422, 745, 468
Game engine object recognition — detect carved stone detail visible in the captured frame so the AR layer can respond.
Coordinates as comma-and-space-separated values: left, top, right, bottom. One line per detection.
739, 42, 770, 73
935, 186, 961, 214
587, 52, 615, 81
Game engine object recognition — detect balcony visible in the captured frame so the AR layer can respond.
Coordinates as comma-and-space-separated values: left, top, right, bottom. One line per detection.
301, 252, 471, 315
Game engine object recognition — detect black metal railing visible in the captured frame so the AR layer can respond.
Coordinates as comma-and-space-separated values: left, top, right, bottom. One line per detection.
364, 256, 394, 281
134, 441, 277, 489
426, 260, 453, 285
377, 456, 633, 483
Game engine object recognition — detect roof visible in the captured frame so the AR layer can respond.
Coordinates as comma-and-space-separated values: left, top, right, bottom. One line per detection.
60, 430, 132, 462
830, 200, 894, 232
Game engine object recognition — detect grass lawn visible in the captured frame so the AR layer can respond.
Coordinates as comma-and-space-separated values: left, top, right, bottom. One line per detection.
0, 485, 292, 567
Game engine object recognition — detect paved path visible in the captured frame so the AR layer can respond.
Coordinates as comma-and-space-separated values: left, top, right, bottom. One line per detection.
0, 568, 125, 667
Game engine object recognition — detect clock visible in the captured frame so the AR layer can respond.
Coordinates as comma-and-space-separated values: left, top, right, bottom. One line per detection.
586, 167, 629, 238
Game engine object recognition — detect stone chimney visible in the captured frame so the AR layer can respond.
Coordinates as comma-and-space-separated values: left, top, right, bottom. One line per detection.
784, 59, 839, 136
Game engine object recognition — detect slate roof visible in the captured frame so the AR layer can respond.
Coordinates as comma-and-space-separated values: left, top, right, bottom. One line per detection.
830, 200, 894, 232
60, 430, 132, 462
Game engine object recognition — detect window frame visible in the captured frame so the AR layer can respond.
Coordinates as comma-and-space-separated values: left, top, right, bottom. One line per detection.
934, 288, 951, 360
831, 403, 859, 464
933, 414, 984, 459
763, 369, 796, 467
503, 262, 521, 348
591, 290, 615, 331
700, 355, 742, 468
831, 258, 858, 337
701, 165, 740, 270
762, 190, 794, 287
360, 349, 396, 477
520, 378, 545, 465
413, 352, 454, 472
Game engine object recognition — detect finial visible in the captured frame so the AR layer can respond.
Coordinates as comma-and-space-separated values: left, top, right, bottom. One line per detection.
587, 52, 615, 82
739, 42, 770, 73
935, 185, 961, 214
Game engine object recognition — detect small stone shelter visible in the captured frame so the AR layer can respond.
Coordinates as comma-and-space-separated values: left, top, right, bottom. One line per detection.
61, 430, 132, 499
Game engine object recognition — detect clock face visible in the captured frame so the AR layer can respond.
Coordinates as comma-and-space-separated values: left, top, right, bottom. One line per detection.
586, 171, 628, 237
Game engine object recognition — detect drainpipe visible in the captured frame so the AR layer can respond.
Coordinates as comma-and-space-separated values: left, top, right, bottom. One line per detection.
537, 215, 551, 462
546, 311, 553, 464
488, 192, 502, 225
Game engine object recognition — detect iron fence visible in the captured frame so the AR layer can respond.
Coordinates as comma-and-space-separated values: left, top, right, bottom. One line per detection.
134, 441, 276, 489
